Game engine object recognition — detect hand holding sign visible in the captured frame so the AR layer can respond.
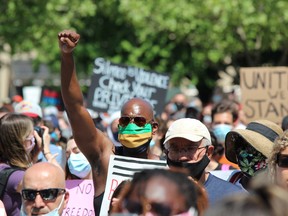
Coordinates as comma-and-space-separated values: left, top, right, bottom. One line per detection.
58, 30, 80, 54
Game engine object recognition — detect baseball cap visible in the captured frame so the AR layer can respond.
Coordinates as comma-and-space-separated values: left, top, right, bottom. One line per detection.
14, 100, 43, 118
164, 118, 211, 145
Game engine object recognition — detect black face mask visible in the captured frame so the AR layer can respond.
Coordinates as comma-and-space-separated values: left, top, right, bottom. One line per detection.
122, 142, 150, 157
166, 154, 210, 180
175, 102, 184, 111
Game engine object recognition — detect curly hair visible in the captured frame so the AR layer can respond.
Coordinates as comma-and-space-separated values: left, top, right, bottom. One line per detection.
268, 130, 288, 184
111, 168, 202, 215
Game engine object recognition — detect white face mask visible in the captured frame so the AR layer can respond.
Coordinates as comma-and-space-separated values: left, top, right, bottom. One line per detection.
25, 136, 36, 153
20, 194, 65, 216
174, 207, 198, 216
67, 152, 91, 178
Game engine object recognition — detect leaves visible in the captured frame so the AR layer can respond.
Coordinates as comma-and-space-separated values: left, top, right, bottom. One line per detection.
2, 0, 288, 101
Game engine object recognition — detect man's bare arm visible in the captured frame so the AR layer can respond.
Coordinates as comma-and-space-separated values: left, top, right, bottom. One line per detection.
58, 30, 114, 193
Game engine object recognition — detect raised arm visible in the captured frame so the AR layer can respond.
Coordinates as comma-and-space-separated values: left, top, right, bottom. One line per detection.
58, 30, 114, 195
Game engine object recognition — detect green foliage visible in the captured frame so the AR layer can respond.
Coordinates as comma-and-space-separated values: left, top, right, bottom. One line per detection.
2, 0, 288, 101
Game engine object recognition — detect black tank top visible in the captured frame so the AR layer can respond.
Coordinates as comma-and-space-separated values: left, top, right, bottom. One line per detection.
93, 192, 104, 216
93, 147, 123, 215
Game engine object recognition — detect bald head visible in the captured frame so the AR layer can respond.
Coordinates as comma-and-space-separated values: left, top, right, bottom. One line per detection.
23, 162, 65, 189
21, 162, 69, 215
121, 98, 154, 121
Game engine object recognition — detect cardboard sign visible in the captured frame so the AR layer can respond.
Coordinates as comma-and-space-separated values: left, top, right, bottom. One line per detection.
100, 155, 167, 215
240, 67, 288, 124
87, 57, 170, 115
62, 180, 95, 216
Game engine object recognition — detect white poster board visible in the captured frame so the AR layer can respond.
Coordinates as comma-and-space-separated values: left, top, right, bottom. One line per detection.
22, 86, 42, 104
100, 155, 167, 215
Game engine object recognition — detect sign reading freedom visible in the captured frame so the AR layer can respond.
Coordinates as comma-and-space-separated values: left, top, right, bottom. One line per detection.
87, 57, 170, 115
240, 67, 288, 124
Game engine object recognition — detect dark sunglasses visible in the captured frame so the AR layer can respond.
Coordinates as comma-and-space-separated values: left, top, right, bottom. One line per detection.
119, 116, 149, 127
276, 154, 288, 168
22, 188, 66, 201
123, 199, 172, 216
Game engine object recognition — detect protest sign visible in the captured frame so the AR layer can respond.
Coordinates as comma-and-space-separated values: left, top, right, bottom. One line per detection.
62, 180, 94, 216
87, 57, 170, 115
40, 87, 64, 111
240, 67, 288, 124
99, 155, 167, 215
22, 86, 42, 104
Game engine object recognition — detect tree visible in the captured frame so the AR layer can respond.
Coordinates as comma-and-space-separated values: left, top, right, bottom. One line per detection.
2, 0, 288, 102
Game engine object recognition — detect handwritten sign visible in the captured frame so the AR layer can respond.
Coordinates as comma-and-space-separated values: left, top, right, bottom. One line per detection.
62, 180, 95, 216
240, 67, 288, 124
100, 155, 167, 215
87, 58, 170, 115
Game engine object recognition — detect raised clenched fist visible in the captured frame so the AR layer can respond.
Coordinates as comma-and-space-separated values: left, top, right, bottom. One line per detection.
58, 30, 80, 54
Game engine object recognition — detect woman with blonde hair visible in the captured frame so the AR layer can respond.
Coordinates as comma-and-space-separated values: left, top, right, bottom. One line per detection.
268, 129, 288, 189
0, 113, 57, 215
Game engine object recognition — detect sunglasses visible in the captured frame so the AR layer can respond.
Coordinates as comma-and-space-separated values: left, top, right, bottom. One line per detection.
119, 116, 150, 127
276, 154, 288, 168
22, 188, 66, 201
123, 199, 172, 216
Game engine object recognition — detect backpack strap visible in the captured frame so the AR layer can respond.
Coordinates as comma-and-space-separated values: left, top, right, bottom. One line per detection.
229, 171, 243, 184
0, 168, 18, 200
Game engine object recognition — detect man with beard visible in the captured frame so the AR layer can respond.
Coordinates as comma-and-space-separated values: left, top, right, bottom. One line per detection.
163, 118, 243, 205
58, 30, 159, 216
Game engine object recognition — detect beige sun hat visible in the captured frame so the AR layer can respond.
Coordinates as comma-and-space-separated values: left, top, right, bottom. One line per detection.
225, 119, 283, 163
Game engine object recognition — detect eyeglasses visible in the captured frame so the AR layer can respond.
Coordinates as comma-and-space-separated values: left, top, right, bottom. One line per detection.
168, 146, 207, 155
276, 154, 288, 168
167, 146, 208, 161
119, 116, 150, 127
22, 188, 66, 201
123, 199, 172, 216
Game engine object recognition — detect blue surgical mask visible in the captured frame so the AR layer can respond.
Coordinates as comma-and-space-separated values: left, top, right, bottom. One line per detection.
203, 115, 212, 124
149, 139, 156, 147
213, 124, 232, 144
67, 152, 91, 178
20, 194, 65, 216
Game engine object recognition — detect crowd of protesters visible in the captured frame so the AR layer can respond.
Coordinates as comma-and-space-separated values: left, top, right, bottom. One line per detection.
0, 29, 288, 215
